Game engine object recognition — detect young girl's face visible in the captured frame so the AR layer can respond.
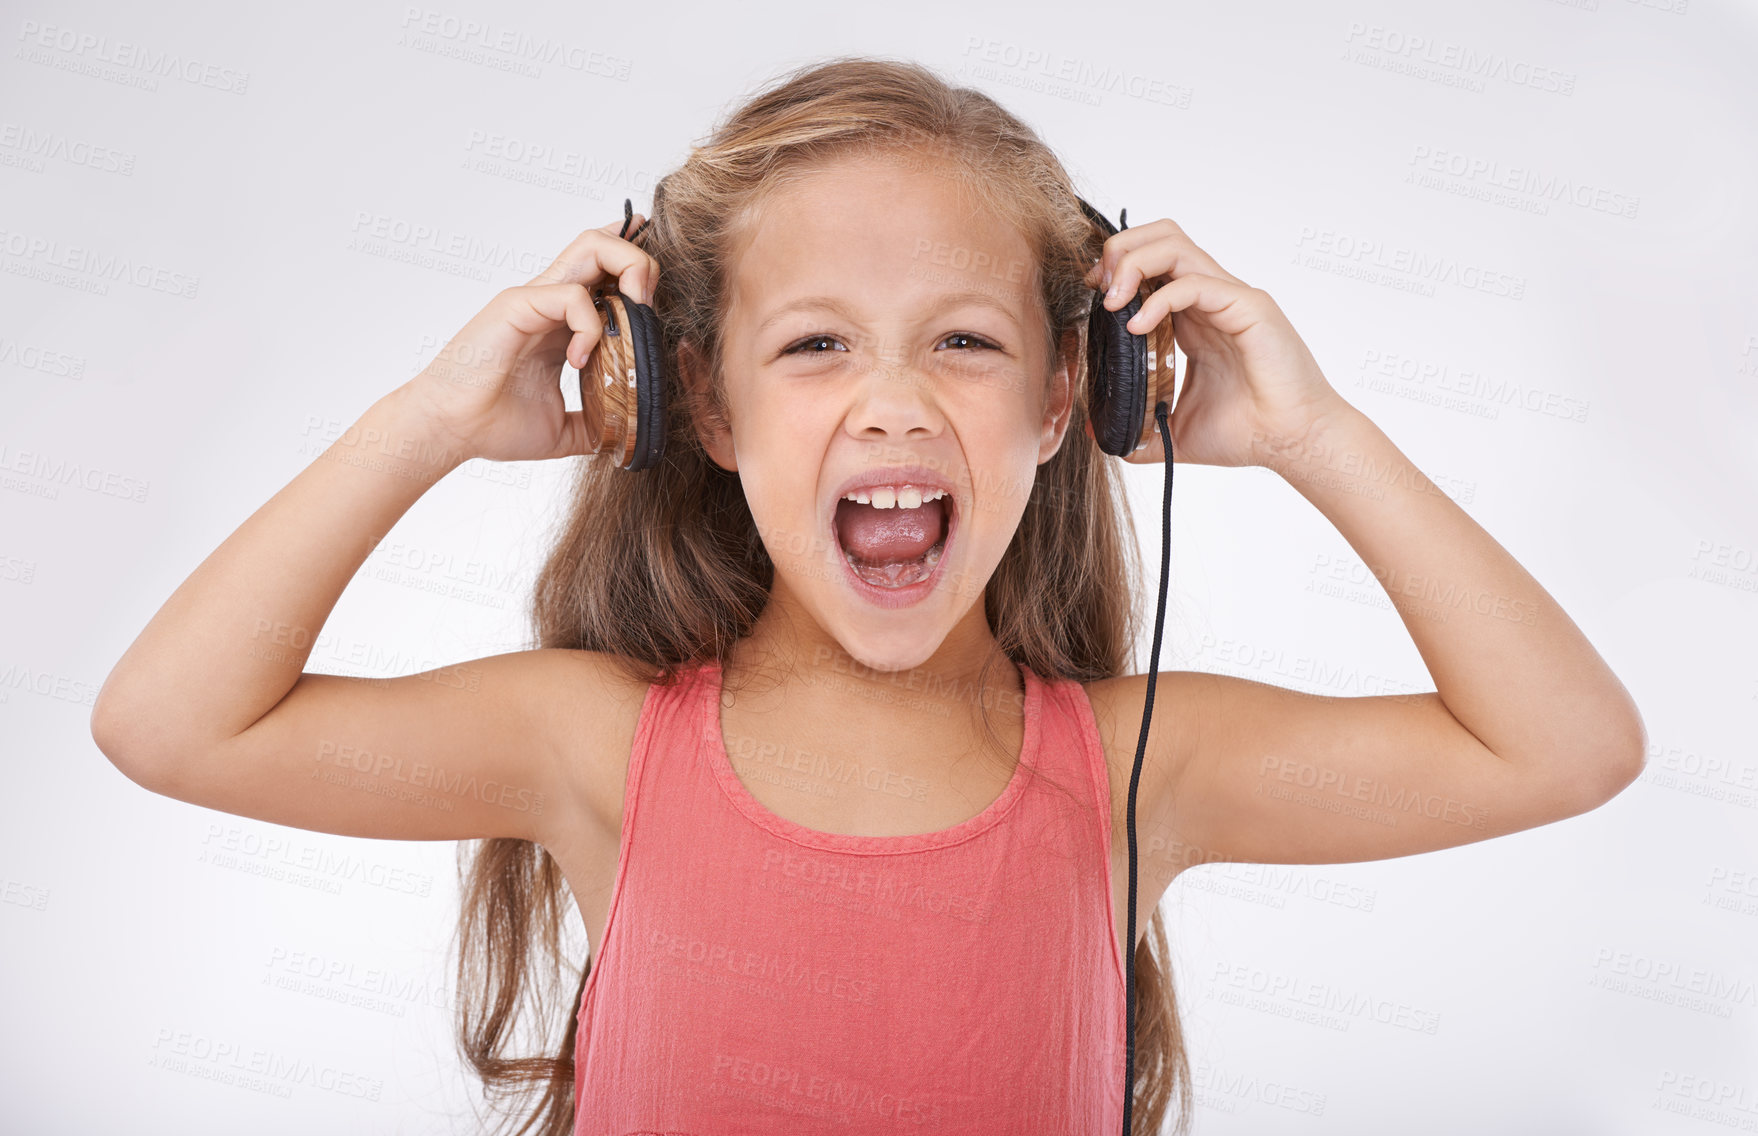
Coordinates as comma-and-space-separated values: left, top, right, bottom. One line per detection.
699, 151, 1075, 675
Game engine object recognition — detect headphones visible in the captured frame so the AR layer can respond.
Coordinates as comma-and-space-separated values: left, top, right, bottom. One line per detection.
576, 200, 666, 471
580, 196, 1178, 1136
1073, 196, 1177, 1136
578, 196, 1174, 469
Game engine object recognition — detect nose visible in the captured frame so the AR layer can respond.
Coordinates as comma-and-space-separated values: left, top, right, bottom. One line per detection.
844, 344, 944, 444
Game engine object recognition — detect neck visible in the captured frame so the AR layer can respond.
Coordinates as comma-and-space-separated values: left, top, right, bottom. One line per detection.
723, 585, 1025, 729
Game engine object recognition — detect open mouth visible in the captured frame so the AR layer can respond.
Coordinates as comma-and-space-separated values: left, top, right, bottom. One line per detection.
832, 488, 953, 590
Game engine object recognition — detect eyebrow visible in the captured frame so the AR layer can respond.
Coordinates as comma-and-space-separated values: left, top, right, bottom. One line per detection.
756, 290, 1023, 334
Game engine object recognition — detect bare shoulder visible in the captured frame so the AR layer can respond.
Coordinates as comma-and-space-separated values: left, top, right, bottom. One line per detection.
536, 649, 657, 851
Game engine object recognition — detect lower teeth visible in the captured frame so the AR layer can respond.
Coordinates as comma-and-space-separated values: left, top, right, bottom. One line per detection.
844, 541, 944, 589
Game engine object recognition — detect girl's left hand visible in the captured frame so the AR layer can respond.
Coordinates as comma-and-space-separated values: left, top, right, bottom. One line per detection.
1084, 217, 1352, 469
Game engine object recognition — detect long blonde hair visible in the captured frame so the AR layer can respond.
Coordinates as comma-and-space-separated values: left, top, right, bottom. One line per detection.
452, 54, 1192, 1136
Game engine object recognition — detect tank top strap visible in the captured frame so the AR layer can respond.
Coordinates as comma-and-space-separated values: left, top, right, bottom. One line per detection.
1022, 663, 1126, 990
619, 657, 717, 833
1019, 662, 1114, 832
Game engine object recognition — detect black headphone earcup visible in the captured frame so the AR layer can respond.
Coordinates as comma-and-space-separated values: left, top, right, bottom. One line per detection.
617, 296, 667, 472
1085, 291, 1148, 459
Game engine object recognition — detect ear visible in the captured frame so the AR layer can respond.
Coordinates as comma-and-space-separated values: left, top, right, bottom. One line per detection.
1039, 326, 1080, 465
678, 337, 737, 473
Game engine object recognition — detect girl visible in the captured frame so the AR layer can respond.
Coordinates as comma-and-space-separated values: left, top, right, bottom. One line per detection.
91, 56, 1648, 1136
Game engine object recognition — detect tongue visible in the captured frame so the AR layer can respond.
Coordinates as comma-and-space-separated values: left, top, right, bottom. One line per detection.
836, 497, 947, 565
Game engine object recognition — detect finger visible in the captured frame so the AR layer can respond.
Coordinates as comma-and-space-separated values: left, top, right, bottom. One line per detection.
533, 221, 659, 303
1126, 379, 1199, 466
1091, 218, 1245, 306
497, 282, 605, 369
527, 217, 661, 306
598, 211, 661, 306
1123, 272, 1268, 339
600, 212, 661, 307
1138, 217, 1245, 285
547, 409, 595, 460
1099, 237, 1244, 309
1121, 429, 1170, 464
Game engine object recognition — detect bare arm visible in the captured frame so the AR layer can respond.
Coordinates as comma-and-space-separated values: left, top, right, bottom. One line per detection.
87, 386, 597, 844
93, 385, 461, 763
1260, 405, 1646, 789
91, 217, 662, 845
1077, 215, 1644, 876
1110, 405, 1647, 874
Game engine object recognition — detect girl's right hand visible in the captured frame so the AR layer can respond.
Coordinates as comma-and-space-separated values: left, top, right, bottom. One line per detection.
403, 214, 660, 464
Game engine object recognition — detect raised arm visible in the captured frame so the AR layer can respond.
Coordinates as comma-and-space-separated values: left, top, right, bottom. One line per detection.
1077, 215, 1645, 879
1101, 404, 1646, 877
90, 218, 662, 846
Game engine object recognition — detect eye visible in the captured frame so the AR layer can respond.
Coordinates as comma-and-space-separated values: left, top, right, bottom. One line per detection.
782, 332, 1001, 356
783, 335, 848, 355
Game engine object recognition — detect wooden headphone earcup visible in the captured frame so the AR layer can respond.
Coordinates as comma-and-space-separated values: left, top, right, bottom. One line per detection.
1139, 305, 1176, 453
579, 290, 667, 471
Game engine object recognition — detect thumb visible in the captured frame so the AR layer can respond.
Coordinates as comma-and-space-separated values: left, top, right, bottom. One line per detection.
549, 409, 597, 461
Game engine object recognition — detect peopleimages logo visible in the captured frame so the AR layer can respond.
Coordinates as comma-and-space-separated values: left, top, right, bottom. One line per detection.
1342, 21, 1577, 95
14, 21, 250, 94
0, 228, 200, 299
0, 123, 137, 176
0, 443, 150, 502
1293, 225, 1527, 300
312, 739, 547, 814
396, 7, 632, 80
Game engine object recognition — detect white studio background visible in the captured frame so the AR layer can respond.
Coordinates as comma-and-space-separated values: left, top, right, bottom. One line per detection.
3, 1, 1755, 1133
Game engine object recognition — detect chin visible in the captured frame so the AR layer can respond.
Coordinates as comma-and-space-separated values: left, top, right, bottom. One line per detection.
833, 627, 947, 677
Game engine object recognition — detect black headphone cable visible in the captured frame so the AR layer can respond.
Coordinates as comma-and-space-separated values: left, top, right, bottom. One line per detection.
1122, 397, 1173, 1136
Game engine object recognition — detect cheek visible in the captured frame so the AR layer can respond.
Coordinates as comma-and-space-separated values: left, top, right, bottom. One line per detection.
962, 398, 1046, 491
728, 408, 835, 570
741, 457, 822, 555
962, 438, 1046, 552
963, 486, 1031, 566
744, 481, 830, 577
727, 372, 832, 451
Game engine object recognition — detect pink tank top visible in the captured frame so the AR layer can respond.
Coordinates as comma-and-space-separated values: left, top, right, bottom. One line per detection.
572, 656, 1127, 1134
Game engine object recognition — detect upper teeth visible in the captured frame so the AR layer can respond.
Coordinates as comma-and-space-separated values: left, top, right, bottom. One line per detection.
842, 485, 947, 509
